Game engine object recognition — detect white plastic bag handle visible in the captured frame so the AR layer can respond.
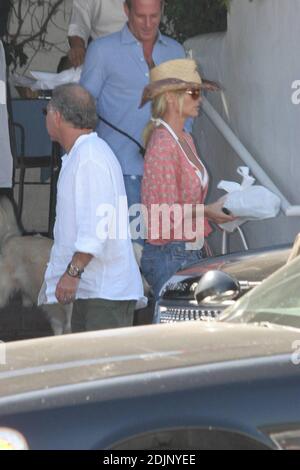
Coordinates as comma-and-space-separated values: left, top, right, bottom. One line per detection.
217, 166, 255, 194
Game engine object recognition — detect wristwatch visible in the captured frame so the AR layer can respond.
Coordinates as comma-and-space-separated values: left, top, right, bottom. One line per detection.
66, 262, 84, 279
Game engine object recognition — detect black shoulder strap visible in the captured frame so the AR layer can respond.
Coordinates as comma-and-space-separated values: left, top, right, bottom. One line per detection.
98, 114, 145, 156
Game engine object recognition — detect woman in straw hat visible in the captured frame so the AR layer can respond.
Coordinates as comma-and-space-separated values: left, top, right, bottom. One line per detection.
140, 58, 235, 300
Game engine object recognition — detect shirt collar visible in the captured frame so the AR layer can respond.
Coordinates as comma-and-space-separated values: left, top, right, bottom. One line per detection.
62, 132, 96, 162
121, 23, 168, 46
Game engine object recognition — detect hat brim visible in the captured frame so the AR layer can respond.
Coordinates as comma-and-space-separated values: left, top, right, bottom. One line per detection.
139, 78, 221, 108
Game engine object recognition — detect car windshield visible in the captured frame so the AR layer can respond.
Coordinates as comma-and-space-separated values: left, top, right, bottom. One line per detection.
219, 255, 300, 329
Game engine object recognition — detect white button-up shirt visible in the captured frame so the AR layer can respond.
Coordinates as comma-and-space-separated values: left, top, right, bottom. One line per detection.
68, 0, 127, 45
39, 133, 146, 308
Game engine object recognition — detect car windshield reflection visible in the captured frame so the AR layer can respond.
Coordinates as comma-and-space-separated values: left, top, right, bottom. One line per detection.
219, 255, 300, 329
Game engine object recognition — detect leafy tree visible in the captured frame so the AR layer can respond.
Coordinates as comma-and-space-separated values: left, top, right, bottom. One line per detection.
162, 0, 230, 43
2, 0, 66, 70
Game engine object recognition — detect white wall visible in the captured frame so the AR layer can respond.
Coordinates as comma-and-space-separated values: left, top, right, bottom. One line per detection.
186, 0, 300, 253
9, 0, 72, 75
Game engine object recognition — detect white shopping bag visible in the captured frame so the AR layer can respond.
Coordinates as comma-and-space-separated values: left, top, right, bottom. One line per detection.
218, 167, 281, 232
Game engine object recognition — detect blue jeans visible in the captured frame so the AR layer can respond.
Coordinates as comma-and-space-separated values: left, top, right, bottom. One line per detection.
141, 241, 203, 300
123, 175, 144, 246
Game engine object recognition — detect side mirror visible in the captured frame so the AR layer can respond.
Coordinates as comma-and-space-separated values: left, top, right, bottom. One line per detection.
194, 270, 240, 305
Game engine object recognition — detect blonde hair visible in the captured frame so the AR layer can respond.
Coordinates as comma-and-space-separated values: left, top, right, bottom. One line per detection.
143, 91, 185, 147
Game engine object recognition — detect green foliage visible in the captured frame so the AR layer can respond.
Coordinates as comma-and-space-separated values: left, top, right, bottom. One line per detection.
162, 0, 230, 43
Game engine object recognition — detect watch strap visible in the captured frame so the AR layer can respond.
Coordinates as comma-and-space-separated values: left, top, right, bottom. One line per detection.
66, 262, 84, 279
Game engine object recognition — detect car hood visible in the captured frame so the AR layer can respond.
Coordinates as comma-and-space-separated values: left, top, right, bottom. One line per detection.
0, 322, 299, 400
174, 246, 290, 283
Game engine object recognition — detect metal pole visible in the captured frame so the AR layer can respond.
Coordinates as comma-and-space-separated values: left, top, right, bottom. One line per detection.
202, 97, 291, 212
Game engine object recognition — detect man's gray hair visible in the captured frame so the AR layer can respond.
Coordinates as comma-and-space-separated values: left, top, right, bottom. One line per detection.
125, 0, 164, 11
50, 84, 98, 130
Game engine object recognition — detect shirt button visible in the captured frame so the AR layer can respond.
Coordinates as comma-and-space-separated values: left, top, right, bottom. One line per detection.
145, 72, 149, 77
140, 57, 144, 62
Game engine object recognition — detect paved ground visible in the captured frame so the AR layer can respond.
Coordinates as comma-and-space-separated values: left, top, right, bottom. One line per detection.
0, 296, 154, 342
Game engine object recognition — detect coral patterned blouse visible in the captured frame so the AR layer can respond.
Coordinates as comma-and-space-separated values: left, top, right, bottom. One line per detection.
142, 127, 212, 245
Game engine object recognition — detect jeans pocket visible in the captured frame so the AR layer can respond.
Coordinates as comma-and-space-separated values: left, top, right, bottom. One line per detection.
183, 249, 203, 268
170, 243, 187, 260
171, 245, 202, 270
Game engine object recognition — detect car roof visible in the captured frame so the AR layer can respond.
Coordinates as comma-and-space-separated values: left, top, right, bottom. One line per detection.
0, 322, 299, 400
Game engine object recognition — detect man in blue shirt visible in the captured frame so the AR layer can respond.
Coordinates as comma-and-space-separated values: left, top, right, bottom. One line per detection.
80, 0, 186, 221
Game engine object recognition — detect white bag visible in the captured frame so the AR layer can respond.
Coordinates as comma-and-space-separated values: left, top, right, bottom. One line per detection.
218, 167, 281, 232
30, 67, 82, 90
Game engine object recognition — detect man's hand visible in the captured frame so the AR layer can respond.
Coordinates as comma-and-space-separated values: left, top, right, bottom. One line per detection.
55, 272, 80, 305
68, 36, 86, 67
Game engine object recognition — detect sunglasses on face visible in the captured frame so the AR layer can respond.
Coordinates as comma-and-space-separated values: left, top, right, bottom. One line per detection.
185, 89, 201, 100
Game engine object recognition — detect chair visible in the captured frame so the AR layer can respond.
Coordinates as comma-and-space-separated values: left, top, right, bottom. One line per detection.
221, 226, 249, 254
7, 89, 54, 226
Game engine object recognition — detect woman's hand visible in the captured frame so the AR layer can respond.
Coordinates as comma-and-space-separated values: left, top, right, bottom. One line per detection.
204, 198, 237, 225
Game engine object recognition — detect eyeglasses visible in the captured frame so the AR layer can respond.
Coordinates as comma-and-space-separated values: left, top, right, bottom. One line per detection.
42, 106, 55, 116
185, 89, 201, 100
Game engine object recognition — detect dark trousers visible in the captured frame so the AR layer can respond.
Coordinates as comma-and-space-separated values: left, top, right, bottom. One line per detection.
71, 298, 136, 333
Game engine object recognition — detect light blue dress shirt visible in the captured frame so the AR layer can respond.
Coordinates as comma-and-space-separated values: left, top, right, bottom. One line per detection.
80, 24, 186, 176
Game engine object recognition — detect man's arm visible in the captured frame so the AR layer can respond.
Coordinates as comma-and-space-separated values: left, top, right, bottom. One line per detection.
80, 38, 106, 100
68, 36, 86, 68
55, 252, 93, 305
68, 0, 95, 67
55, 154, 114, 305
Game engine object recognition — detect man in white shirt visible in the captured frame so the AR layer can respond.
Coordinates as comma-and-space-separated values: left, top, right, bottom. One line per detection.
68, 0, 126, 67
39, 83, 146, 332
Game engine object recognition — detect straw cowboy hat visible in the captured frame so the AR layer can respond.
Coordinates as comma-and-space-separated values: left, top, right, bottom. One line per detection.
140, 58, 220, 107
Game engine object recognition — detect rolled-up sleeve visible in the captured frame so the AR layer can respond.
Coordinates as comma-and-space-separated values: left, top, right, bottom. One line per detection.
68, 0, 94, 45
74, 157, 113, 258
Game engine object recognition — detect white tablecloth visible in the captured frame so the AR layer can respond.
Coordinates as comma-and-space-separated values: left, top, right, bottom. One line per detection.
0, 40, 13, 188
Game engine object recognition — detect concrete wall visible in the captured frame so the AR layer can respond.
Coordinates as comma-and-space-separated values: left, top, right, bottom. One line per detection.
9, 0, 72, 75
186, 0, 300, 254
8, 0, 72, 232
